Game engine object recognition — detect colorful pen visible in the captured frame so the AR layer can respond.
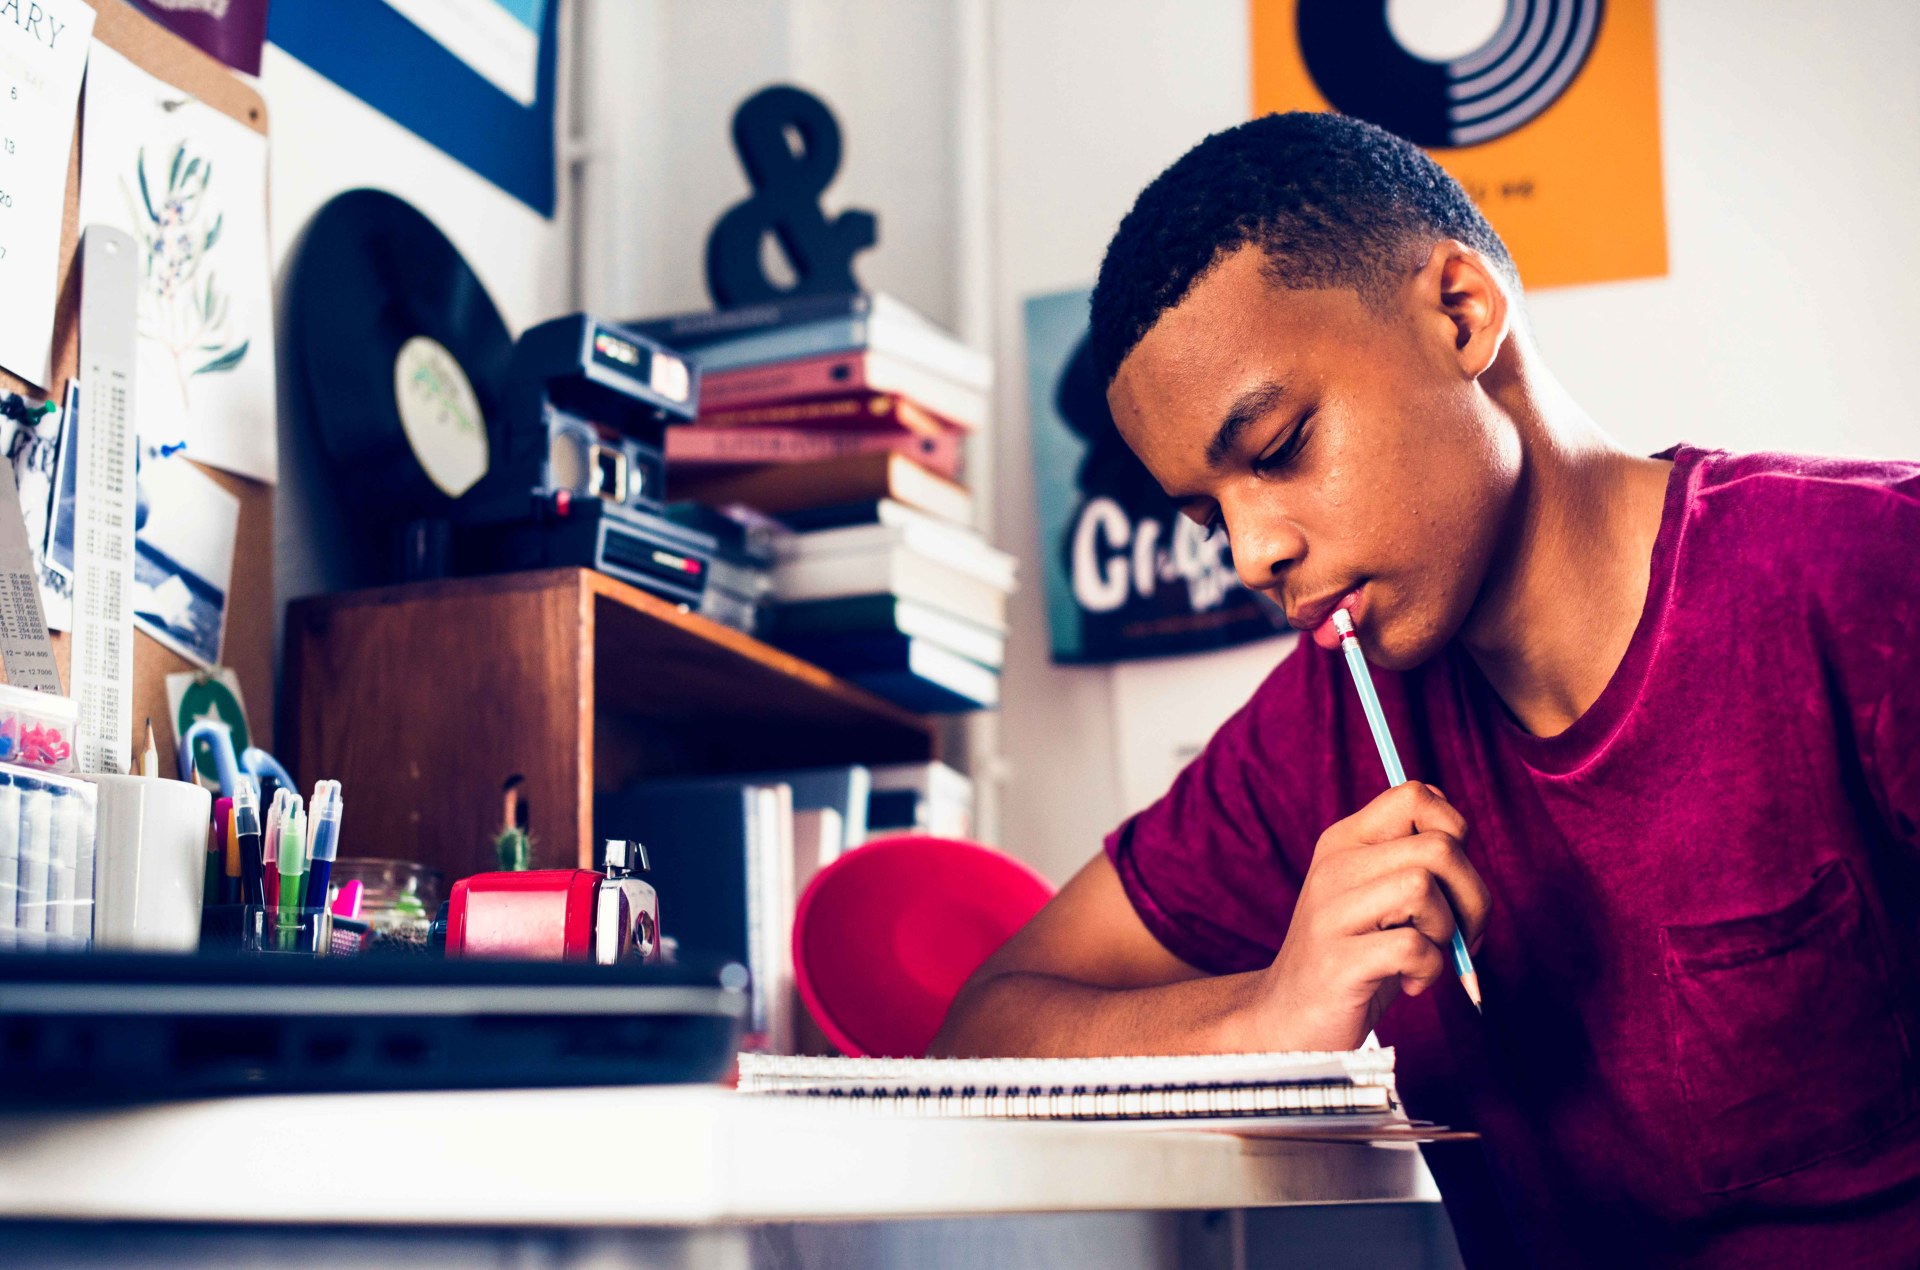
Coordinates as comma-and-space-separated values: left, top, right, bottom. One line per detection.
234, 779, 264, 908
276, 796, 307, 950
1331, 608, 1483, 1013
306, 781, 340, 917
263, 788, 284, 910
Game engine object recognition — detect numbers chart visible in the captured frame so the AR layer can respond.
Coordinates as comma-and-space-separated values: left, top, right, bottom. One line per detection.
0, 0, 95, 389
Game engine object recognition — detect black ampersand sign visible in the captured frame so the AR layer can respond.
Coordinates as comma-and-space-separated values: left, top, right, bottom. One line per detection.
705, 84, 878, 307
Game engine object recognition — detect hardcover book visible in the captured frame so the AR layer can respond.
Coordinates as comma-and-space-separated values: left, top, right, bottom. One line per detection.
666, 422, 962, 478
672, 452, 974, 525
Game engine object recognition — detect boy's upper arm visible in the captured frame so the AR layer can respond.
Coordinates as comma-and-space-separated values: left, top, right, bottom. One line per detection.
973, 851, 1209, 991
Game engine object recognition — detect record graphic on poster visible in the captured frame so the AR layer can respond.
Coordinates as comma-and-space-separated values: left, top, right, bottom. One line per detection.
1025, 289, 1285, 665
1251, 0, 1665, 290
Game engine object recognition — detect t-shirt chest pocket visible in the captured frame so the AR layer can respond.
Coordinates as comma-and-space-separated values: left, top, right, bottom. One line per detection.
1660, 860, 1917, 1195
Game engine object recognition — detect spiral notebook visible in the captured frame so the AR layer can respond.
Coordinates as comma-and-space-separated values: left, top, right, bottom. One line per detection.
736, 1049, 1405, 1130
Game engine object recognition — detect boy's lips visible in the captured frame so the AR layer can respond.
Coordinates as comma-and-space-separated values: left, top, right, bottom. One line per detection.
1292, 587, 1365, 650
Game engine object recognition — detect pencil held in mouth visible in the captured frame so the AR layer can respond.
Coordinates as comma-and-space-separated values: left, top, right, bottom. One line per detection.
1331, 608, 1483, 1013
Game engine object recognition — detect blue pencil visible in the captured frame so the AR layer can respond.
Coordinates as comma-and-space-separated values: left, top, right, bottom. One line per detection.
1331, 608, 1483, 1013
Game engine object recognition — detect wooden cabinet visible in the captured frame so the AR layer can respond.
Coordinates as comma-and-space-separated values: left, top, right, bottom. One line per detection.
285, 569, 936, 880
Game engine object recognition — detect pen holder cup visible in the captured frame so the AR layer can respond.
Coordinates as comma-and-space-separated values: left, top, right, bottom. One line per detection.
89, 774, 212, 953
245, 905, 331, 956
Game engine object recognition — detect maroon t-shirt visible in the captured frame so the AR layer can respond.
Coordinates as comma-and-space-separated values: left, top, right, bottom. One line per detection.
1105, 447, 1920, 1268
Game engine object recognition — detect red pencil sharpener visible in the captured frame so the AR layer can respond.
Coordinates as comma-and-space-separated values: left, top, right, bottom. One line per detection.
446, 839, 661, 963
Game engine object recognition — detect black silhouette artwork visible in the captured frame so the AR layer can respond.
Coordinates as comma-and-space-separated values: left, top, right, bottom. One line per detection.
1047, 333, 1283, 663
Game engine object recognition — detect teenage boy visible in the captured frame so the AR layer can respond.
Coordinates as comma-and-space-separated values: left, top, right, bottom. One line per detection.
933, 112, 1920, 1268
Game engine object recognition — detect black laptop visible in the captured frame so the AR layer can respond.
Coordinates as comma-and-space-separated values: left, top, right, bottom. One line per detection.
0, 953, 745, 1101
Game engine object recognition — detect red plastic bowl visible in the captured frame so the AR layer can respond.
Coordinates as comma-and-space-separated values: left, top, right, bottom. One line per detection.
793, 835, 1055, 1058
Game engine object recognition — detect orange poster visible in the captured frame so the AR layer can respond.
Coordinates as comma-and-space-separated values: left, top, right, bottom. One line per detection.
1250, 0, 1666, 290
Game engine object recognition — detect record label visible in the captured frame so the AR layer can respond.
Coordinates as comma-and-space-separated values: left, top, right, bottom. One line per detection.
394, 335, 489, 499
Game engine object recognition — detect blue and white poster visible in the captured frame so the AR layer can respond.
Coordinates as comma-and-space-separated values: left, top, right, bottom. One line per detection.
270, 0, 557, 215
1024, 288, 1285, 665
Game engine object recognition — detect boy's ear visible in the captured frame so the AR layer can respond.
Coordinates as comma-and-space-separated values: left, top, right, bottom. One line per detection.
1419, 241, 1511, 381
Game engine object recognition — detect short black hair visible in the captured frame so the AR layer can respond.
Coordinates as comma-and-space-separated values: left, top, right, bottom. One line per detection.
1089, 111, 1517, 386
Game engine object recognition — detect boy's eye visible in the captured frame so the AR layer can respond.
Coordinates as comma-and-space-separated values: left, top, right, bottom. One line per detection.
1254, 415, 1312, 474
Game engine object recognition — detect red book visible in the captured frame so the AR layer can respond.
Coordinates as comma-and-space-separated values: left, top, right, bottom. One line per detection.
697, 391, 953, 439
697, 351, 987, 430
666, 423, 963, 478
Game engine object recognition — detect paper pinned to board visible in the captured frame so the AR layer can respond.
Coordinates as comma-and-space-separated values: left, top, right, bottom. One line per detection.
3, 382, 75, 630
77, 41, 276, 484
0, 0, 96, 388
131, 453, 238, 669
0, 440, 62, 692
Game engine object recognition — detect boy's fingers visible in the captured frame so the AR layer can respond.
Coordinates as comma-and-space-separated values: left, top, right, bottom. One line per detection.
1327, 830, 1491, 950
1353, 926, 1447, 995
1326, 781, 1468, 849
1332, 866, 1460, 949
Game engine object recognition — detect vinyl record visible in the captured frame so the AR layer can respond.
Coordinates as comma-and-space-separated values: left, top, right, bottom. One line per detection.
287, 189, 513, 515
1297, 0, 1604, 149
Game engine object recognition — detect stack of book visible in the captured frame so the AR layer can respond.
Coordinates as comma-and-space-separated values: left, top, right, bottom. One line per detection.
628, 292, 991, 481
631, 293, 1009, 714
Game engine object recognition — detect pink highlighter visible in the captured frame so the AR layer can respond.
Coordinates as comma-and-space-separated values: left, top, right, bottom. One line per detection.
331, 879, 365, 921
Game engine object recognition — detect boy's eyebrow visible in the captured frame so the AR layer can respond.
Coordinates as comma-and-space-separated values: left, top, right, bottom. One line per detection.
1205, 381, 1288, 468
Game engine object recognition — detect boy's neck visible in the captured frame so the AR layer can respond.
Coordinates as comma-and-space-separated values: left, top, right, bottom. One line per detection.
1457, 363, 1673, 738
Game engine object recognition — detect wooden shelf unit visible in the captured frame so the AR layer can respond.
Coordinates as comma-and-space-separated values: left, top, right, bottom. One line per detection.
285, 568, 937, 880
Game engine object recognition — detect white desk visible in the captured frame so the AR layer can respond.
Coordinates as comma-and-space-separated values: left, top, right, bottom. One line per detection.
0, 1087, 1448, 1268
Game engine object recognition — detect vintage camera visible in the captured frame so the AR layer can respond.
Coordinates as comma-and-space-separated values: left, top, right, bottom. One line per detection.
452, 314, 719, 606
459, 314, 697, 523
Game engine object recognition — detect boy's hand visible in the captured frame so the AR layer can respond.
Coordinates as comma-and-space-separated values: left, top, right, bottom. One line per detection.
1253, 782, 1489, 1050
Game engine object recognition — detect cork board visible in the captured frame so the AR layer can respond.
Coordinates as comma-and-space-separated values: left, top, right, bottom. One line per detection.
0, 0, 272, 762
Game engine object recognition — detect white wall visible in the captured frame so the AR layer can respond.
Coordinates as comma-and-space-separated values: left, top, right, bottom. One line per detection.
985, 0, 1920, 884
574, 0, 970, 329
1527, 3, 1920, 461
981, 0, 1271, 884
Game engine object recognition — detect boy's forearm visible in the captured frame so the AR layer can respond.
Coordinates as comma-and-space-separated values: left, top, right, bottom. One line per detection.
928, 968, 1273, 1059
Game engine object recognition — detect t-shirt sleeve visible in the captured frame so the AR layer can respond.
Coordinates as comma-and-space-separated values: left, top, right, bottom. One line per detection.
1103, 642, 1341, 976
1861, 484, 1920, 850
1801, 456, 1920, 853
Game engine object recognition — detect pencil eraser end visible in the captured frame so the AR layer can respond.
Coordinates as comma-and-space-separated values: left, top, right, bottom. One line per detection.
1331, 608, 1355, 637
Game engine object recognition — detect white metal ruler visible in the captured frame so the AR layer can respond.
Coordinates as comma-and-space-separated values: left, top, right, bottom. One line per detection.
71, 226, 139, 775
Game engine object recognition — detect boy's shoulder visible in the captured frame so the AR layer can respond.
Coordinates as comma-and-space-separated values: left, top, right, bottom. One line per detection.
1681, 445, 1920, 613
1687, 445, 1920, 521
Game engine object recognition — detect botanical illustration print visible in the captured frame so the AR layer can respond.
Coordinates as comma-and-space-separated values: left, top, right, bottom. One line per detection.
79, 43, 277, 484
127, 140, 250, 410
